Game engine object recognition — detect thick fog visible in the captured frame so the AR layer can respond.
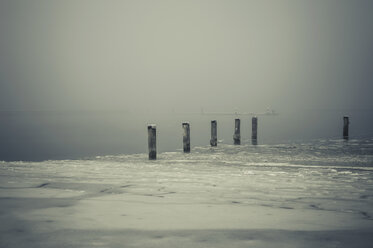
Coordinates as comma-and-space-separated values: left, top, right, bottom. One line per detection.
1, 0, 373, 112
1, 0, 373, 160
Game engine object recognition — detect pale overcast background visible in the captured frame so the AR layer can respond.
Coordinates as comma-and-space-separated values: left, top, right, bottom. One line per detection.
1, 0, 372, 113
1, 0, 373, 160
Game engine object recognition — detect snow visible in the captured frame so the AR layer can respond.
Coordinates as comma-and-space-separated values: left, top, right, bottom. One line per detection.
1, 140, 373, 247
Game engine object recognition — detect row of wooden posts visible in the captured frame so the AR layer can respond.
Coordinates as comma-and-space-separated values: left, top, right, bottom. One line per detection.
148, 116, 350, 160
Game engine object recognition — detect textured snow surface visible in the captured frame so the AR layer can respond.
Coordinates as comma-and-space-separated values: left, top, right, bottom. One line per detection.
1, 139, 373, 247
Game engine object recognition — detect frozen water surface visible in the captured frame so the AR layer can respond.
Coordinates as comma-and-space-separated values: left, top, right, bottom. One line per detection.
1, 138, 373, 247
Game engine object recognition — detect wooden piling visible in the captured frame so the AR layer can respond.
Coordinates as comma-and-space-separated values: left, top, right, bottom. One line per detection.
343, 116, 349, 139
148, 124, 156, 160
252, 116, 258, 144
182, 122, 190, 153
251, 138, 258, 146
233, 118, 241, 145
210, 120, 217, 146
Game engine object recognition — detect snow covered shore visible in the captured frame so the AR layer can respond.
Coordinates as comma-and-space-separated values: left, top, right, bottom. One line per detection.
1, 141, 373, 247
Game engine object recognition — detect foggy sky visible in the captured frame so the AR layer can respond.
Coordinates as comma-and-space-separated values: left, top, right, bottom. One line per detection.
1, 0, 372, 113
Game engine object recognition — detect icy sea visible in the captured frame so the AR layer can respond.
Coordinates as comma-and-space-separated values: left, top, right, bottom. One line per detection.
1, 137, 373, 248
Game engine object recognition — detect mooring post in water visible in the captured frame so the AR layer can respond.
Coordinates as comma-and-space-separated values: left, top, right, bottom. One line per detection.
148, 124, 156, 160
210, 120, 217, 146
233, 118, 241, 145
182, 122, 190, 153
343, 116, 349, 139
252, 116, 258, 145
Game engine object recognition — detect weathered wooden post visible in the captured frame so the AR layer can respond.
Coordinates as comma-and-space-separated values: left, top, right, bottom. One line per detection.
343, 116, 349, 139
210, 120, 217, 146
148, 124, 156, 160
252, 116, 258, 145
233, 118, 241, 145
182, 122, 190, 153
